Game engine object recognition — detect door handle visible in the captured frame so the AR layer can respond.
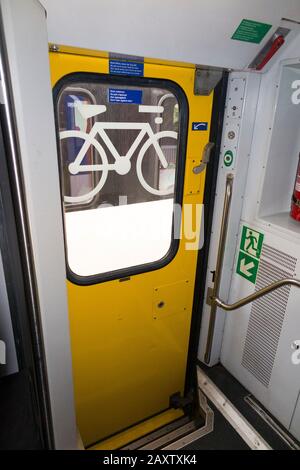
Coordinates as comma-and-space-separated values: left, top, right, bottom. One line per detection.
204, 173, 300, 364
193, 142, 215, 174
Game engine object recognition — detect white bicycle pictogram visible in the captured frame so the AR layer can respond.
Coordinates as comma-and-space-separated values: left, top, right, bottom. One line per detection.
60, 103, 178, 203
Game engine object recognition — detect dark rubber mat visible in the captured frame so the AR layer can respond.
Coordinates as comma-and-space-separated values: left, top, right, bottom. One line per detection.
197, 362, 293, 450
183, 398, 250, 450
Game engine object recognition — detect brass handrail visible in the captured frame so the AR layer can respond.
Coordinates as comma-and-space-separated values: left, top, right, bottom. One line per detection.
213, 278, 300, 311
204, 173, 234, 363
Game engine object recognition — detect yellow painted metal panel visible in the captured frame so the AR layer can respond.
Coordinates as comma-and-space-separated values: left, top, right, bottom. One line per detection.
184, 158, 206, 196
49, 43, 194, 69
50, 49, 213, 447
152, 280, 191, 320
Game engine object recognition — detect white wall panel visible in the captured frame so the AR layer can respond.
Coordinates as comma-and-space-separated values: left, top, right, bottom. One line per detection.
41, 0, 300, 70
219, 36, 300, 441
0, 0, 77, 449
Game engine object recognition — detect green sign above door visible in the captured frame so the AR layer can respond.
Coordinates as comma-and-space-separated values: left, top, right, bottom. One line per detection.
231, 19, 272, 44
236, 225, 264, 285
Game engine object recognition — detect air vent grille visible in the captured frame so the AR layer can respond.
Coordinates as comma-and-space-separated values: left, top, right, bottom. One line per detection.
242, 244, 297, 387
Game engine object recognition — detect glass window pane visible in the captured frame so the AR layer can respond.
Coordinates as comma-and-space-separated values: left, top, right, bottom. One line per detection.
56, 76, 185, 279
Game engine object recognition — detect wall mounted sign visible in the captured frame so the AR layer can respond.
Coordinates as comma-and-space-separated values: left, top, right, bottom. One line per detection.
192, 122, 208, 131
109, 60, 144, 77
231, 19, 272, 44
108, 88, 143, 104
236, 225, 264, 284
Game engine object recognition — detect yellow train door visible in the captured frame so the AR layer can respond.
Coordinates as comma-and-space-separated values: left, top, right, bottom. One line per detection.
50, 47, 214, 447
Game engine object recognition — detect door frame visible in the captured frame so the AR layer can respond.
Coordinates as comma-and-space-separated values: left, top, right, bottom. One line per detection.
185, 73, 228, 394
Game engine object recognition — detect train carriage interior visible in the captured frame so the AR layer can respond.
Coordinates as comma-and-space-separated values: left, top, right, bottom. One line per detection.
0, 0, 300, 453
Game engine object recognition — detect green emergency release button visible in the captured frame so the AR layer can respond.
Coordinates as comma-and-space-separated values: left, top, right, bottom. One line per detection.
224, 150, 233, 167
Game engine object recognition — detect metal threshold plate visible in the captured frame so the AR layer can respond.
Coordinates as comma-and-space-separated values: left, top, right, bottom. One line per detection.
120, 416, 190, 450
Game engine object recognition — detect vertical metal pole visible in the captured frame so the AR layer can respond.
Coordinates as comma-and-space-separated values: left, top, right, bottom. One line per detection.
204, 173, 234, 364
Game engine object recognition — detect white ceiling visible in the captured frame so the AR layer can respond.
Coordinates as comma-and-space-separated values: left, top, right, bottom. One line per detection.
41, 0, 300, 69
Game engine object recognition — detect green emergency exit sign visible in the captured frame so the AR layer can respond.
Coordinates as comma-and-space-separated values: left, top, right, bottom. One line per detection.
231, 19, 272, 44
236, 225, 265, 285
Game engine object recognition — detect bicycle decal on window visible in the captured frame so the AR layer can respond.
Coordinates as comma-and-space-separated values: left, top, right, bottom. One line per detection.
60, 102, 178, 203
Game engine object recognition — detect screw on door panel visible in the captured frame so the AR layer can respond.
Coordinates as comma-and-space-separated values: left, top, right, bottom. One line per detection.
49, 44, 59, 52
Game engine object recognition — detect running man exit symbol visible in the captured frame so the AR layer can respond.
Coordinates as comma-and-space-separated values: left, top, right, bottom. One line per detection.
236, 225, 264, 284
240, 226, 264, 259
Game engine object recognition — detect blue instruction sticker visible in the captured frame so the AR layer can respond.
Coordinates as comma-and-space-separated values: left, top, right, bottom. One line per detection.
192, 122, 208, 131
109, 88, 142, 104
109, 60, 144, 77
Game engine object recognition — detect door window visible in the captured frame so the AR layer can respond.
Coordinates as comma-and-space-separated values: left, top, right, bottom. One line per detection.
55, 74, 188, 282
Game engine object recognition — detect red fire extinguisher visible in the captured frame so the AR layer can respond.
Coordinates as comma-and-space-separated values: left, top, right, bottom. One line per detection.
291, 154, 300, 222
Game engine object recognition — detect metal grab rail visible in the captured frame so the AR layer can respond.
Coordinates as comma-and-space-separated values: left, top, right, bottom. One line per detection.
214, 278, 300, 311
204, 173, 300, 364
204, 173, 234, 363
